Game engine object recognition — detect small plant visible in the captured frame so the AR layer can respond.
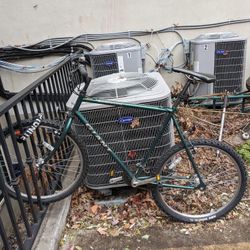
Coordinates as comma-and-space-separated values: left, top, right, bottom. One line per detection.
237, 140, 250, 164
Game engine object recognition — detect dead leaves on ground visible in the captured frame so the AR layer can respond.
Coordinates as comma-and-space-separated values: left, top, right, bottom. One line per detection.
64, 186, 250, 241
65, 188, 166, 237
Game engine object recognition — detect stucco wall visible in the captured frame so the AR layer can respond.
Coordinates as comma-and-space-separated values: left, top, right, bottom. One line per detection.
0, 0, 250, 96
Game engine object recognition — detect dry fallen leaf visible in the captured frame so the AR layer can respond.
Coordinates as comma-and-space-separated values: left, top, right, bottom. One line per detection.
71, 224, 81, 229
124, 223, 130, 229
142, 234, 150, 240
109, 229, 120, 237
90, 204, 100, 214
130, 118, 140, 128
97, 227, 108, 236
129, 218, 136, 224
111, 218, 119, 226
75, 246, 82, 250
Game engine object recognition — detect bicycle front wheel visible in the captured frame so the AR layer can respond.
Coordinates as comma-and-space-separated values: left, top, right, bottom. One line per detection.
151, 139, 247, 222
2, 120, 88, 203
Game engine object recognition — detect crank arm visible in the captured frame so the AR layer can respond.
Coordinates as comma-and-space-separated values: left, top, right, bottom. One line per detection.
131, 177, 158, 187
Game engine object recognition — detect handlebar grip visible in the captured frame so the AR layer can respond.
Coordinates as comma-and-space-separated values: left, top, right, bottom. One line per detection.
78, 64, 90, 91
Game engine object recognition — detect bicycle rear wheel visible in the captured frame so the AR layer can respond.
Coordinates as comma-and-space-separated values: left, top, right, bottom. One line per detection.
2, 120, 88, 203
151, 139, 247, 222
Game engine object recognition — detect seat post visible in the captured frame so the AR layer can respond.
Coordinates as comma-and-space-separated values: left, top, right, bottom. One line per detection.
172, 79, 193, 108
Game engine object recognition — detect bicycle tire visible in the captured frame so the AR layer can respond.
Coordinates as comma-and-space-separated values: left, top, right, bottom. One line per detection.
151, 139, 247, 222
2, 120, 88, 203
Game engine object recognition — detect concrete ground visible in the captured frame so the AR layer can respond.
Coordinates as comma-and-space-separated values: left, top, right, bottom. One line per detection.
59, 218, 250, 250
32, 196, 72, 250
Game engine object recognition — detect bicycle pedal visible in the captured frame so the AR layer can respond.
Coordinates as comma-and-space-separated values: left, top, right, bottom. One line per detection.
109, 176, 123, 184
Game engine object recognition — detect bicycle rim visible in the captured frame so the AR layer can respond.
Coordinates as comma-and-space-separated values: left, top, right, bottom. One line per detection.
152, 140, 247, 222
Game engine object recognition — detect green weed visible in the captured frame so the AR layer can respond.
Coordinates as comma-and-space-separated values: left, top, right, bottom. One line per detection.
237, 140, 250, 164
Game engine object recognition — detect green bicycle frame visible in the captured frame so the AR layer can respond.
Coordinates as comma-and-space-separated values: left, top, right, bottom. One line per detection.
42, 84, 205, 190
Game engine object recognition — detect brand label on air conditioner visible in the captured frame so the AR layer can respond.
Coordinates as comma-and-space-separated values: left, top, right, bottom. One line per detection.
117, 116, 134, 124
216, 49, 229, 56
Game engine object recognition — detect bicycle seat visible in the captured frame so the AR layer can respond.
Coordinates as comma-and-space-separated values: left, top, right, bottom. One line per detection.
172, 67, 216, 83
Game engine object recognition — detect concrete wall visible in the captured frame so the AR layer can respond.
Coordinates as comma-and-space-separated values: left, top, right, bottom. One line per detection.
0, 0, 250, 97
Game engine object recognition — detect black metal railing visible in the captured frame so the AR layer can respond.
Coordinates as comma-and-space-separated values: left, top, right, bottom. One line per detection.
0, 55, 81, 249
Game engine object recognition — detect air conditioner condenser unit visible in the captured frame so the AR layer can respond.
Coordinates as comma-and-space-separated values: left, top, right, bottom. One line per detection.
87, 42, 145, 78
66, 72, 173, 189
189, 32, 247, 102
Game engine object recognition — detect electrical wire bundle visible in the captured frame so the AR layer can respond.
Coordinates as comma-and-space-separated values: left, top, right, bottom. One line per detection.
0, 39, 94, 73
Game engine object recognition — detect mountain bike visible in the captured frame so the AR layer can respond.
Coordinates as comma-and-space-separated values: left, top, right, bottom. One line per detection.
2, 67, 247, 222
